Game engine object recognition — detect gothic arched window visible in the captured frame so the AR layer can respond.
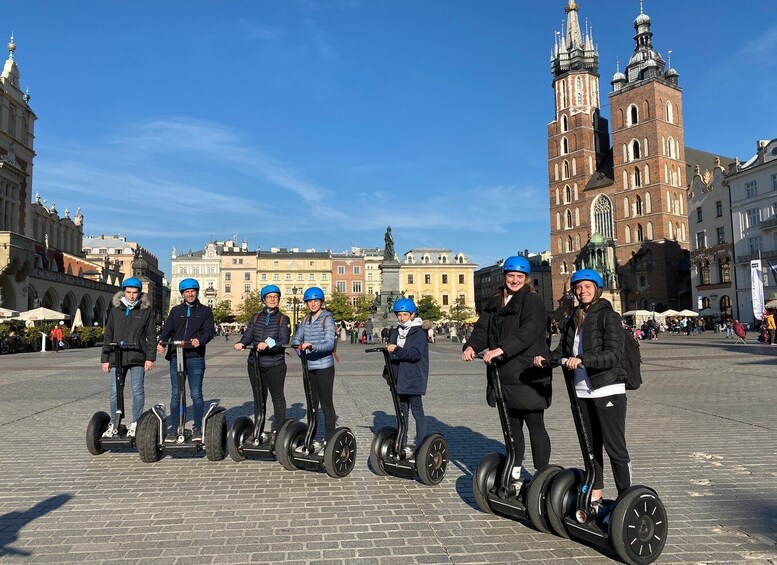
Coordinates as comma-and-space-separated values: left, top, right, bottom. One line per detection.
592, 195, 614, 239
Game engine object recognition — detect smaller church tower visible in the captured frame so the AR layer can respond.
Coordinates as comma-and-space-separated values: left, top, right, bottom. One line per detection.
548, 0, 610, 302
608, 4, 690, 310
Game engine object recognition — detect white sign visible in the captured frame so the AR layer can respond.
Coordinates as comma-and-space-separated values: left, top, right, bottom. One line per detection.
751, 260, 765, 320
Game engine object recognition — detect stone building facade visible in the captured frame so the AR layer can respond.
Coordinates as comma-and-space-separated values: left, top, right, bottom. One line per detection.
400, 248, 476, 314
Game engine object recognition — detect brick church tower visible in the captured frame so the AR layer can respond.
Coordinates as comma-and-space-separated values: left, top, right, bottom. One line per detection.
548, 1, 691, 312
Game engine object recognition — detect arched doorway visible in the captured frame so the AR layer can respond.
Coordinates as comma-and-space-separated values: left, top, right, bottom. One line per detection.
42, 288, 60, 311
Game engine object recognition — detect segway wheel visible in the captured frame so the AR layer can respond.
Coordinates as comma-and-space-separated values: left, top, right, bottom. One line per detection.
546, 467, 584, 538
324, 427, 357, 478
416, 433, 448, 486
205, 411, 227, 461
228, 416, 253, 462
525, 465, 563, 534
86, 411, 110, 455
609, 486, 668, 565
276, 420, 306, 471
136, 410, 163, 463
368, 426, 397, 476
472, 452, 503, 514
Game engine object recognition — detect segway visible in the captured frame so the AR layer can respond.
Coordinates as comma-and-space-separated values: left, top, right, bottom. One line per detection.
227, 344, 278, 462
365, 346, 448, 485
470, 353, 562, 532
542, 359, 667, 565
135, 340, 227, 463
275, 346, 356, 478
86, 341, 144, 455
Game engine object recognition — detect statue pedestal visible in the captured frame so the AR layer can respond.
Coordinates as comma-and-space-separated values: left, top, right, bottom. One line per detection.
368, 261, 402, 333
603, 288, 624, 314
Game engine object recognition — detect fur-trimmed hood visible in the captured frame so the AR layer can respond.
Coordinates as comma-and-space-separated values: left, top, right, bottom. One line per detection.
111, 290, 152, 309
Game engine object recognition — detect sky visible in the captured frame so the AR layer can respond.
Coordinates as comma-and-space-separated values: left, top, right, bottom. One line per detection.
9, 0, 777, 277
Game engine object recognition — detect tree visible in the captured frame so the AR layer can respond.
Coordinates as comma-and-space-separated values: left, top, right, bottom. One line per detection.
450, 299, 474, 325
326, 291, 354, 323
417, 296, 442, 322
237, 291, 263, 324
353, 295, 374, 322
212, 300, 233, 324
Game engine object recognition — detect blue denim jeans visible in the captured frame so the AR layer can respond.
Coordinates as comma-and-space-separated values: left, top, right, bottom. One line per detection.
169, 356, 205, 431
110, 365, 145, 423
398, 394, 426, 447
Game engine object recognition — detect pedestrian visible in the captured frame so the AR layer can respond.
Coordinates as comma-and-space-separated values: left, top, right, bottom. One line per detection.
462, 255, 552, 487
765, 310, 776, 345
50, 322, 64, 353
233, 285, 291, 437
100, 277, 156, 438
386, 298, 429, 458
157, 278, 215, 441
534, 269, 632, 506
291, 287, 338, 451
725, 317, 734, 339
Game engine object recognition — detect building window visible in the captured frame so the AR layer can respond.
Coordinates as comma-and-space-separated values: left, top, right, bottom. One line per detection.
352, 281, 362, 293
285, 273, 292, 281
716, 201, 723, 217
225, 272, 231, 281
632, 140, 641, 160
566, 210, 573, 229
407, 274, 414, 284
699, 262, 711, 285
337, 266, 345, 275
244, 272, 250, 280
593, 195, 614, 239
635, 195, 643, 216
638, 275, 647, 290
746, 181, 758, 198
637, 224, 644, 242
714, 226, 725, 244
353, 266, 360, 275
272, 273, 280, 281
225, 284, 231, 293
321, 273, 328, 281
309, 261, 315, 267
696, 231, 706, 249
563, 160, 570, 179
459, 274, 465, 284
308, 273, 315, 280
442, 295, 449, 306
261, 273, 267, 281
772, 174, 777, 191
274, 260, 279, 267
424, 274, 431, 284
629, 105, 638, 126
336, 281, 346, 293
298, 273, 304, 281
749, 236, 762, 255
696, 207, 703, 223
245, 284, 251, 293
442, 274, 448, 284
720, 258, 731, 283
746, 208, 762, 228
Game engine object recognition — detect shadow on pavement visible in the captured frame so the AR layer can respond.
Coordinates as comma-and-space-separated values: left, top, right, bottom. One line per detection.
0, 494, 72, 557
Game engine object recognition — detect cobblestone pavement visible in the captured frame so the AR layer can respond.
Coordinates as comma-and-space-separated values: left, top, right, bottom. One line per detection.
0, 332, 776, 564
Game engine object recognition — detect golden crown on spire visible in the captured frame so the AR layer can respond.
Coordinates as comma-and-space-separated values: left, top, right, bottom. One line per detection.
565, 0, 579, 12
7, 33, 16, 55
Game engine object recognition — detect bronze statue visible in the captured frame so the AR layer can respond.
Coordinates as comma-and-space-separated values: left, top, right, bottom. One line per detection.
383, 225, 395, 262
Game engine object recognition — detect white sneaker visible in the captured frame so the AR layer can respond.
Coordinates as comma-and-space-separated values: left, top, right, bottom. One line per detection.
402, 447, 414, 460
102, 423, 116, 438
126, 422, 137, 438
511, 466, 522, 481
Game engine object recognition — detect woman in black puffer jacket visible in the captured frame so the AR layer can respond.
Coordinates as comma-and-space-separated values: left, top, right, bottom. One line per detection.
234, 285, 291, 434
534, 269, 631, 503
462, 256, 552, 484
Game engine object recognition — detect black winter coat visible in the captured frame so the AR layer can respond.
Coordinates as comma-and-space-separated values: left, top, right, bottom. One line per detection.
388, 325, 429, 395
465, 285, 552, 411
550, 298, 627, 389
159, 300, 215, 360
101, 291, 157, 367
238, 308, 291, 368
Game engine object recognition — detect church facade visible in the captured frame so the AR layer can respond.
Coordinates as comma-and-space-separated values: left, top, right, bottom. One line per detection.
548, 1, 692, 312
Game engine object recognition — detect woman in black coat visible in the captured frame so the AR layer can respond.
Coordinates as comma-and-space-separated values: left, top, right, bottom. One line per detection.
462, 256, 552, 484
534, 269, 631, 503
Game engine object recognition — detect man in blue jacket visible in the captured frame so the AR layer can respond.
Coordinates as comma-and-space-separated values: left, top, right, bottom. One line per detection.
157, 278, 215, 441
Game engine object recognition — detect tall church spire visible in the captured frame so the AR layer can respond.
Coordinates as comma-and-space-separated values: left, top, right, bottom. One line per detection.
551, 1, 598, 78
565, 1, 583, 50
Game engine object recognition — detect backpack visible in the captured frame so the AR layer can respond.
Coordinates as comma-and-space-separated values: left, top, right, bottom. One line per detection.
597, 311, 642, 390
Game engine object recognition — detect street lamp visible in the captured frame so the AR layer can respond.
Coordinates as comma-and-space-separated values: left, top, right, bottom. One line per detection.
291, 286, 300, 330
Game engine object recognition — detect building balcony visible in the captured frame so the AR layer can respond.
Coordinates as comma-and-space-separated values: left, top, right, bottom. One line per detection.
737, 249, 777, 264
760, 216, 777, 231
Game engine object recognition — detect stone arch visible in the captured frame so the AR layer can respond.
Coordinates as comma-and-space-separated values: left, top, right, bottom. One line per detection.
78, 294, 94, 326
62, 292, 78, 318
94, 297, 108, 326
0, 275, 17, 310
41, 287, 60, 311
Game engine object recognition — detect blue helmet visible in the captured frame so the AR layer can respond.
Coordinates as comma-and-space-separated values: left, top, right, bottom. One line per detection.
303, 287, 325, 302
261, 284, 281, 301
393, 298, 417, 314
122, 277, 142, 290
570, 269, 604, 288
503, 255, 530, 275
178, 278, 200, 293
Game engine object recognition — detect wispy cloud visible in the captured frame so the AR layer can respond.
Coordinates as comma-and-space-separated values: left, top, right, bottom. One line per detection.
736, 25, 777, 60
239, 20, 286, 41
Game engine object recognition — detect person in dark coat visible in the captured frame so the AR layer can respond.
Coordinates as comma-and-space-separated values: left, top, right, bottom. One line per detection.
386, 298, 429, 458
534, 269, 631, 502
157, 278, 215, 441
100, 277, 157, 438
462, 255, 552, 485
233, 285, 291, 436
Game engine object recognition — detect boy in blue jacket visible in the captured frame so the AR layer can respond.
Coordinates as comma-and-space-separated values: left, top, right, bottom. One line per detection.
387, 298, 428, 459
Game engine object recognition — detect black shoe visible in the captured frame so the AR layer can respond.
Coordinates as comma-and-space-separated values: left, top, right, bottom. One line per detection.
165, 427, 178, 443
191, 428, 203, 442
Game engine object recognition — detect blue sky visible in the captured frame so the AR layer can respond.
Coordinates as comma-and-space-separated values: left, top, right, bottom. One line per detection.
10, 0, 777, 276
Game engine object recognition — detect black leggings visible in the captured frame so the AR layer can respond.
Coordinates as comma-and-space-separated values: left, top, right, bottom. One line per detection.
309, 366, 337, 441
506, 409, 551, 472
578, 394, 631, 493
247, 363, 287, 432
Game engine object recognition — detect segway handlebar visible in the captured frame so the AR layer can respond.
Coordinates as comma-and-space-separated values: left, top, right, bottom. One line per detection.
475, 350, 505, 364
107, 341, 138, 348
364, 347, 387, 354
159, 340, 191, 347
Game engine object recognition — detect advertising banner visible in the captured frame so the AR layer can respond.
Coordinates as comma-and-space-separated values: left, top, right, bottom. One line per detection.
751, 259, 764, 320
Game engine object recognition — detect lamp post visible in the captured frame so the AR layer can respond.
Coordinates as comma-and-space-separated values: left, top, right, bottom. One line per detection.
291, 286, 300, 330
